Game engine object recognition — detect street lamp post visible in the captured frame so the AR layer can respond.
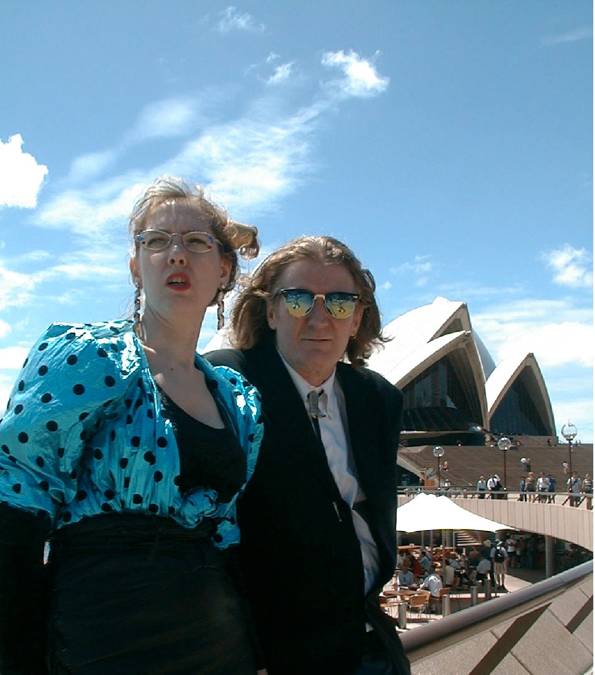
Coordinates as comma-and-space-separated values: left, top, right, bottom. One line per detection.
561, 422, 577, 476
497, 436, 512, 493
432, 445, 445, 492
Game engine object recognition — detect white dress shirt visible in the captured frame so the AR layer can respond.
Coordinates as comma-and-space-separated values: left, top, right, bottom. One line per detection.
279, 354, 380, 595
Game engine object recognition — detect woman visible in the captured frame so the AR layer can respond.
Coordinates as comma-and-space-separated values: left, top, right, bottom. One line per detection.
0, 177, 262, 674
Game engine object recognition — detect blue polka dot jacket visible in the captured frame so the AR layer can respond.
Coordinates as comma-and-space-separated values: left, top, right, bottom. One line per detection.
0, 320, 263, 549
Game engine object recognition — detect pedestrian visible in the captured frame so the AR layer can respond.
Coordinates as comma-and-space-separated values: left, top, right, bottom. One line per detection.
490, 540, 508, 591
477, 474, 487, 499
537, 472, 549, 503
519, 475, 527, 501
582, 473, 593, 510
567, 472, 582, 507
547, 474, 557, 503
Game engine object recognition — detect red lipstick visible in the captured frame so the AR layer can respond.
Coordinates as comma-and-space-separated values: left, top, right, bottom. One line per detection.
166, 273, 191, 291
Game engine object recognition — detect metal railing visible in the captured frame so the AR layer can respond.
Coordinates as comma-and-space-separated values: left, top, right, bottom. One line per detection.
398, 487, 593, 509
399, 560, 592, 656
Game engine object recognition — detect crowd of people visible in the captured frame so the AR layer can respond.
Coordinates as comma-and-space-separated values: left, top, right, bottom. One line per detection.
517, 471, 592, 507
472, 471, 593, 508
391, 536, 519, 600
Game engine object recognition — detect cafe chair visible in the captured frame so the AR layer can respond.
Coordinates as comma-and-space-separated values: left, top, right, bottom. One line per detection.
407, 590, 430, 621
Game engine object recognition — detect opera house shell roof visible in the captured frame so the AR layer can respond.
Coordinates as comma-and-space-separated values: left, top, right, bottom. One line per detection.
366, 297, 556, 445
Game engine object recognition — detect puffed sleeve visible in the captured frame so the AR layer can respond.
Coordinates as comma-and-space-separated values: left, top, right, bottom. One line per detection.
0, 322, 129, 522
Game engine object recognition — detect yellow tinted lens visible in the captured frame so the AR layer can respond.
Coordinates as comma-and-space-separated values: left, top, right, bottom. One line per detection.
325, 293, 357, 319
282, 290, 314, 317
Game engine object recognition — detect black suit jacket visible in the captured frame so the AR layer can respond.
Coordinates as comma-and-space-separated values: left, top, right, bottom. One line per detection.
207, 340, 409, 675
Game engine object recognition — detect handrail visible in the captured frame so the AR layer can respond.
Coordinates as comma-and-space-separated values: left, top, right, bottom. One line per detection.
397, 487, 593, 508
399, 560, 592, 654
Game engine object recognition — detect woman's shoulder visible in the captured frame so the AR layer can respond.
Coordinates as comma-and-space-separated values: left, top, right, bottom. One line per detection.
36, 319, 133, 346
196, 354, 260, 414
17, 320, 138, 393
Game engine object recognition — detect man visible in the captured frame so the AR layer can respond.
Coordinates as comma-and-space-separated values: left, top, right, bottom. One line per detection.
207, 236, 409, 674
476, 554, 492, 585
476, 474, 487, 499
547, 473, 556, 504
567, 472, 582, 507
487, 474, 499, 499
419, 564, 443, 613
419, 548, 433, 578
519, 475, 527, 501
397, 565, 415, 589
490, 540, 509, 591
536, 472, 549, 503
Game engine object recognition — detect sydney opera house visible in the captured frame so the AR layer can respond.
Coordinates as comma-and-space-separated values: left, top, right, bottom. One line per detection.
366, 296, 556, 448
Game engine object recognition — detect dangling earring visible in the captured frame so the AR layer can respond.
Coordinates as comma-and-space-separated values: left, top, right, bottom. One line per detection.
134, 283, 145, 340
216, 289, 225, 330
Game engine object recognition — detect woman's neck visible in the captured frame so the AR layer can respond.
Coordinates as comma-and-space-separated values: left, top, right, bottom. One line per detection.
140, 309, 203, 372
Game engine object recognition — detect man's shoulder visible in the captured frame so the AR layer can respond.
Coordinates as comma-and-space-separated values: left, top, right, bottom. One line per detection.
339, 363, 403, 400
205, 348, 249, 373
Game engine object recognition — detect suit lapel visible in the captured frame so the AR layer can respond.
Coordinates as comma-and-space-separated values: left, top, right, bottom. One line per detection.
245, 341, 342, 498
336, 363, 373, 492
337, 364, 396, 580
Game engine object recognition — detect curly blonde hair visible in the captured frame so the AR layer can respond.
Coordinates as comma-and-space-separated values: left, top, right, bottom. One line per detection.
230, 235, 389, 366
129, 176, 259, 294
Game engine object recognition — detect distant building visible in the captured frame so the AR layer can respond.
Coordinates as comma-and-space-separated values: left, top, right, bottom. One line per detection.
366, 297, 555, 447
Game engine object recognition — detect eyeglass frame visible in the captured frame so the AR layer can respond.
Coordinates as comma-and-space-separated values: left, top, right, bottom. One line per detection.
134, 228, 223, 254
274, 287, 362, 320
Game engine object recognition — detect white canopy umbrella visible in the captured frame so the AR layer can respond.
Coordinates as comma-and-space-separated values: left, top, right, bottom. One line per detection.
396, 493, 513, 533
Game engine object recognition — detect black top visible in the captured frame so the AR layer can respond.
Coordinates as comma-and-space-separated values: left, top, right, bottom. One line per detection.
157, 385, 246, 502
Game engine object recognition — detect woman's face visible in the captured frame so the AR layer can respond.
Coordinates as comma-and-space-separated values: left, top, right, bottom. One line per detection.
129, 199, 231, 326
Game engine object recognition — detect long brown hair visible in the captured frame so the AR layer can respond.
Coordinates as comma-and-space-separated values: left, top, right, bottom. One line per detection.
231, 235, 389, 366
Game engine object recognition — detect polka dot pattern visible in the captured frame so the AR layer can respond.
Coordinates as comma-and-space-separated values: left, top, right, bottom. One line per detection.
0, 321, 262, 551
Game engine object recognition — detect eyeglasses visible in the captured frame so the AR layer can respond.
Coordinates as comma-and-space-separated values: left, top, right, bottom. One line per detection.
135, 229, 220, 254
276, 288, 360, 320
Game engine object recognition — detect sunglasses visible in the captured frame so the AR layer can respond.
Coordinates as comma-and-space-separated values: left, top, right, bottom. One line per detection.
135, 229, 221, 254
276, 288, 360, 319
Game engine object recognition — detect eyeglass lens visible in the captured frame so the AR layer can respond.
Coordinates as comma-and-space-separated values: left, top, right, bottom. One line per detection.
140, 230, 214, 253
280, 289, 358, 319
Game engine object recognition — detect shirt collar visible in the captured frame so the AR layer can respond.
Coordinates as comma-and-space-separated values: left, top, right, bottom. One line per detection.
277, 349, 336, 415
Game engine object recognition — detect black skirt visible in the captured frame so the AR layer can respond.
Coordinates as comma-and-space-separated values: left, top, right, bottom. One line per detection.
47, 515, 256, 675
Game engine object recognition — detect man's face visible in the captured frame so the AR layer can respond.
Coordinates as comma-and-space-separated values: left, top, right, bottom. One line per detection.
267, 258, 364, 386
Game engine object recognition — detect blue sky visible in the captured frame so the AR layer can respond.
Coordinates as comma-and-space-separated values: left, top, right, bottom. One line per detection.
0, 1, 592, 440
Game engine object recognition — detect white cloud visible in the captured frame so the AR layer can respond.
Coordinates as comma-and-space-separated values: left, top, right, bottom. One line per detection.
0, 319, 11, 338
216, 6, 264, 33
67, 149, 116, 184
473, 299, 593, 369
266, 52, 279, 63
379, 280, 393, 291
321, 50, 389, 98
0, 372, 14, 412
391, 254, 433, 286
542, 26, 592, 46
266, 62, 294, 86
130, 98, 199, 141
0, 134, 48, 208
0, 263, 33, 311
37, 181, 144, 235
542, 243, 592, 288
552, 398, 593, 441
0, 346, 29, 369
